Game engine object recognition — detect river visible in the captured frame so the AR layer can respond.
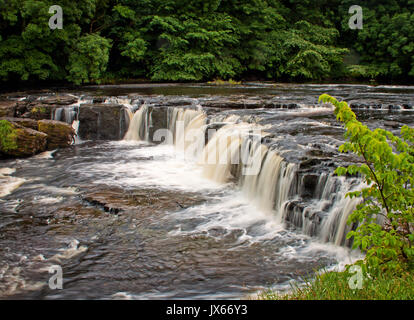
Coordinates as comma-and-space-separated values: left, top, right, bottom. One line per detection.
0, 83, 413, 299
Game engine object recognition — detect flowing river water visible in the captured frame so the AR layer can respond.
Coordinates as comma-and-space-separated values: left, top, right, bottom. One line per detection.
0, 83, 413, 299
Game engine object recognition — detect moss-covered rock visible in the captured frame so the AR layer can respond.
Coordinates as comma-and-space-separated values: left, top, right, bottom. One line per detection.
0, 117, 38, 130
0, 120, 47, 157
37, 119, 75, 150
22, 104, 55, 120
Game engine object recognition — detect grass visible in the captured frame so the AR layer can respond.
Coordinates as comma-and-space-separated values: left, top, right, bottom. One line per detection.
207, 78, 241, 85
258, 269, 414, 300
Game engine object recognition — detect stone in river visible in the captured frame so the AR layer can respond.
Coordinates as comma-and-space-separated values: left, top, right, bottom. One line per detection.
0, 119, 47, 157
78, 103, 128, 140
37, 119, 75, 150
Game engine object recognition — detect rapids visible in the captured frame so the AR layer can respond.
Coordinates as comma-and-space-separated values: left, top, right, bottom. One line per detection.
0, 83, 413, 299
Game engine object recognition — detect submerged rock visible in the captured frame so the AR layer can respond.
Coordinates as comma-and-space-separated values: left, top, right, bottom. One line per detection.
81, 186, 206, 214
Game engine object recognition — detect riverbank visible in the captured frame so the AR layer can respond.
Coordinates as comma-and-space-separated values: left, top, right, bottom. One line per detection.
2, 79, 414, 95
259, 269, 414, 300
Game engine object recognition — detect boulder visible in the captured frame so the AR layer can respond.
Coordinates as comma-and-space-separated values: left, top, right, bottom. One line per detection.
21, 104, 56, 120
37, 120, 75, 150
15, 95, 78, 120
78, 103, 128, 140
148, 106, 168, 142
0, 100, 17, 117
0, 119, 47, 157
0, 117, 38, 130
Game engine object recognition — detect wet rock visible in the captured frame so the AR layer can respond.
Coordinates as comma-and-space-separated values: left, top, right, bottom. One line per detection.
81, 186, 206, 214
148, 107, 168, 142
78, 103, 128, 140
0, 101, 16, 117
200, 98, 266, 109
15, 95, 77, 120
37, 120, 75, 150
384, 120, 401, 129
402, 104, 413, 110
284, 200, 305, 228
300, 174, 320, 198
0, 120, 47, 157
39, 96, 78, 105
0, 117, 38, 130
92, 96, 107, 104
21, 104, 56, 120
388, 104, 400, 110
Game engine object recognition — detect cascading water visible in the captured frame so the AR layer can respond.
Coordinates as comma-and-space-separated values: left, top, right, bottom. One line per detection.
121, 104, 363, 248
3, 86, 413, 300
123, 105, 150, 141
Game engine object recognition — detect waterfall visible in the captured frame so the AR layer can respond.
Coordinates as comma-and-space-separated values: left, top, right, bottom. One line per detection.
123, 105, 149, 141
122, 105, 363, 248
168, 108, 205, 146
200, 124, 244, 183
318, 176, 361, 246
52, 106, 77, 124
283, 172, 362, 246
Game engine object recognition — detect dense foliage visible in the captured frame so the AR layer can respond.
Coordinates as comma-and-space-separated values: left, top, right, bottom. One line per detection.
0, 0, 413, 84
319, 94, 414, 275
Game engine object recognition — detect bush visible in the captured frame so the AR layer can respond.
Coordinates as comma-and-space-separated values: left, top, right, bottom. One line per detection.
319, 94, 414, 275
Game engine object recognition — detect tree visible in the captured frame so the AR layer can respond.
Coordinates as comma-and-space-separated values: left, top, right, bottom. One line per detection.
319, 94, 414, 274
66, 33, 112, 84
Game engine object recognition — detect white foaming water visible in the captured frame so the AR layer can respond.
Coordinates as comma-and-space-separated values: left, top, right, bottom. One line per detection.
32, 150, 57, 159
0, 168, 25, 198
115, 105, 362, 250
168, 191, 286, 243
74, 143, 224, 192
47, 239, 88, 264
124, 105, 149, 141
25, 184, 78, 195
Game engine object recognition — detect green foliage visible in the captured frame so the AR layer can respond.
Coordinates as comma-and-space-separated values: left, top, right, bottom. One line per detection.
0, 120, 18, 152
319, 94, 414, 274
0, 0, 413, 83
337, 0, 414, 81
67, 33, 112, 84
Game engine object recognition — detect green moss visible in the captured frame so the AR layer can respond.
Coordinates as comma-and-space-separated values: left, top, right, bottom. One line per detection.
31, 106, 46, 114
258, 269, 414, 300
0, 120, 18, 152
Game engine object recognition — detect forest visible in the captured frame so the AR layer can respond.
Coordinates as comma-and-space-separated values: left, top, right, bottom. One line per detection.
0, 0, 413, 85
